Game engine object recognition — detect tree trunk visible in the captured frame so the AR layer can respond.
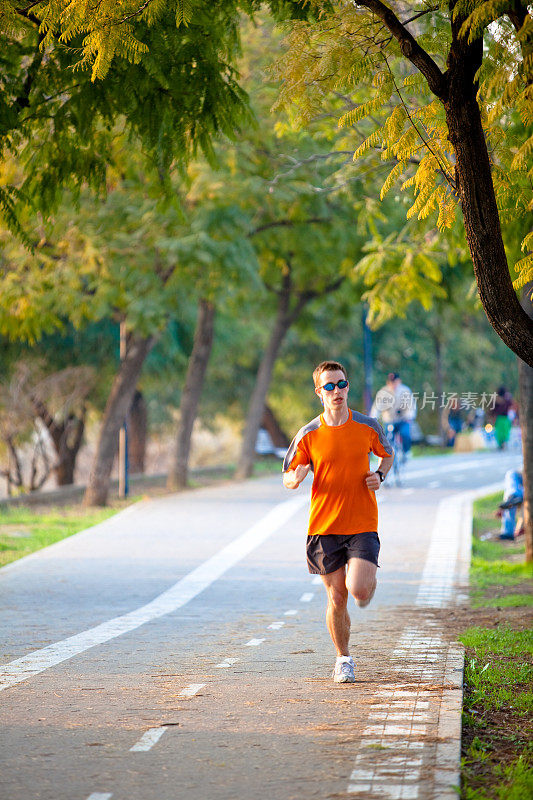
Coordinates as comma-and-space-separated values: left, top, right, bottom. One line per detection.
128, 390, 147, 474
518, 284, 533, 561
235, 295, 295, 481
444, 5, 533, 368
518, 358, 533, 562
55, 412, 86, 485
433, 331, 446, 444
167, 299, 216, 490
31, 398, 86, 486
235, 266, 342, 480
55, 445, 77, 485
261, 404, 290, 449
84, 333, 155, 506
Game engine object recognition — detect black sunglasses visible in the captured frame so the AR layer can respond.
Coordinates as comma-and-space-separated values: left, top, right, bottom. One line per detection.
321, 379, 348, 391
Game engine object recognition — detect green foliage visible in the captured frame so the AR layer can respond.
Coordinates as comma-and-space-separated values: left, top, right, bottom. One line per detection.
462, 484, 533, 799
0, 2, 256, 226
0, 154, 259, 342
477, 594, 533, 608
273, 0, 533, 289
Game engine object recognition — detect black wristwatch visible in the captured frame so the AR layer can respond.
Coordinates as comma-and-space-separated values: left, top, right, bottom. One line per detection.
376, 469, 385, 483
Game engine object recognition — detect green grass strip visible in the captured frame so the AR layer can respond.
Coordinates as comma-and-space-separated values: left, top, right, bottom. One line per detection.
0, 505, 120, 568
472, 594, 533, 609
462, 752, 533, 800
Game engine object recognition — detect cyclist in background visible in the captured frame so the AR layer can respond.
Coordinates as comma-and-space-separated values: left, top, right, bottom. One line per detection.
371, 372, 416, 458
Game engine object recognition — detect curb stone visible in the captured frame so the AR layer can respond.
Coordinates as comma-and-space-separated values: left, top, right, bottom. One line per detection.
433, 483, 503, 799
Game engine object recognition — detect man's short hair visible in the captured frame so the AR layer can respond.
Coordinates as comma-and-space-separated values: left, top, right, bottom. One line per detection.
387, 372, 400, 382
313, 360, 348, 388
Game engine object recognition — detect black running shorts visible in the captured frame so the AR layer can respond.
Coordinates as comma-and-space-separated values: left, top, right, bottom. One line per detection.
306, 532, 380, 575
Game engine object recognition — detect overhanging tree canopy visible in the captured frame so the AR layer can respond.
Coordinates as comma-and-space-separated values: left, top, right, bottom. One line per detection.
271, 0, 533, 367
0, 1, 262, 232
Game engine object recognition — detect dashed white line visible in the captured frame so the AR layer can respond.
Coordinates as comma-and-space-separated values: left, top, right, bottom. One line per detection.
179, 683, 205, 697
363, 725, 427, 737
362, 739, 425, 750
130, 727, 168, 752
215, 658, 239, 668
428, 481, 441, 488
267, 621, 285, 630
349, 785, 419, 799
245, 638, 265, 647
299, 593, 314, 602
374, 690, 430, 698
284, 609, 298, 616
369, 712, 430, 722
86, 794, 112, 800
312, 575, 323, 585
371, 702, 429, 711
0, 495, 307, 692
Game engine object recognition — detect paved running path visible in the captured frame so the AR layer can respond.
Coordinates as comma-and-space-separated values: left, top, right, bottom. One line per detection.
0, 450, 522, 800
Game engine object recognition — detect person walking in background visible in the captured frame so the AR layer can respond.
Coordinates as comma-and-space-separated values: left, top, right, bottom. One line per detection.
442, 397, 464, 448
282, 360, 394, 684
371, 372, 416, 457
490, 386, 514, 450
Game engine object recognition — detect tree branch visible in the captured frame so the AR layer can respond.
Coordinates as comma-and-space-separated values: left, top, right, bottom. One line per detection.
14, 42, 43, 111
381, 52, 456, 188
249, 217, 331, 236
71, 406, 86, 455
354, 0, 448, 98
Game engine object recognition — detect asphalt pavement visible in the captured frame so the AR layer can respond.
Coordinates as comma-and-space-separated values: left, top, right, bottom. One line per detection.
0, 448, 522, 800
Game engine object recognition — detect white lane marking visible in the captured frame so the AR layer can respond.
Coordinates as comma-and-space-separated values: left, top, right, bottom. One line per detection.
87, 795, 112, 800
360, 785, 417, 800
395, 454, 520, 481
428, 481, 440, 488
416, 496, 463, 608
369, 712, 430, 722
414, 483, 506, 609
349, 769, 374, 780
362, 725, 427, 736
374, 690, 431, 698
350, 768, 420, 781
361, 739, 425, 750
299, 592, 314, 602
348, 784, 419, 798
284, 609, 298, 616
180, 683, 205, 697
245, 638, 265, 647
267, 622, 285, 630
371, 702, 429, 711
312, 575, 323, 585
130, 727, 168, 752
215, 658, 238, 668
0, 495, 307, 692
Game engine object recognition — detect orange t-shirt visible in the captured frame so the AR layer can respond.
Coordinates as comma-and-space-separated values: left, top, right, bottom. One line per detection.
283, 409, 393, 536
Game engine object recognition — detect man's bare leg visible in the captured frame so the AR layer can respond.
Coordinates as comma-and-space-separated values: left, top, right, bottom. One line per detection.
321, 567, 350, 655
346, 558, 378, 608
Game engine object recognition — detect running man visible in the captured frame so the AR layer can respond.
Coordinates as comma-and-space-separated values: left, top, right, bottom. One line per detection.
282, 361, 394, 683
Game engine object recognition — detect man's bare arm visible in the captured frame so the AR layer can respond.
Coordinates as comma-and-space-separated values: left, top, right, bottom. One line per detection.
283, 463, 311, 489
377, 454, 395, 479
365, 454, 395, 491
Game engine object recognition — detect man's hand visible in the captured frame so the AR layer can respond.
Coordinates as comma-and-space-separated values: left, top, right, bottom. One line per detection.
283, 463, 311, 489
365, 470, 381, 491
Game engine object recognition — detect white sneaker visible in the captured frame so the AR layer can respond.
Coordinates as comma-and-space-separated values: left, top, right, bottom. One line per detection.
333, 657, 355, 683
